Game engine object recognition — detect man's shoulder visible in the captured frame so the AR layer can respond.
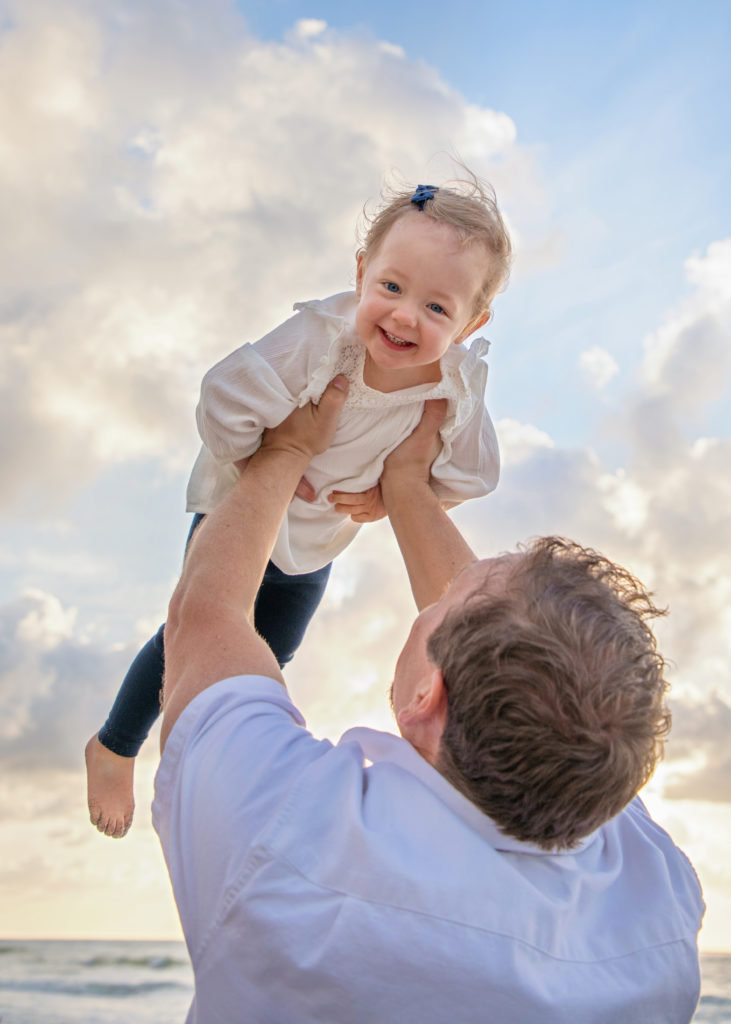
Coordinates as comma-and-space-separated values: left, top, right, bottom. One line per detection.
154, 677, 311, 817
615, 797, 704, 913
152, 675, 332, 861
168, 674, 303, 750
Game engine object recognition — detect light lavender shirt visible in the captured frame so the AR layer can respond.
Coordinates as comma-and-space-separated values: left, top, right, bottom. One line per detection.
153, 676, 704, 1024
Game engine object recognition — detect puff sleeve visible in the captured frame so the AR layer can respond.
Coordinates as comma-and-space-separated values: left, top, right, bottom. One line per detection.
195, 345, 296, 463
429, 338, 500, 504
195, 297, 353, 463
431, 399, 500, 503
186, 296, 353, 515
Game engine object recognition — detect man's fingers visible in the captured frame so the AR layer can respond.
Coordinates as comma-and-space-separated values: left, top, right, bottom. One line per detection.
381, 397, 447, 487
317, 375, 349, 418
262, 374, 349, 462
305, 374, 349, 455
406, 398, 447, 463
419, 398, 448, 434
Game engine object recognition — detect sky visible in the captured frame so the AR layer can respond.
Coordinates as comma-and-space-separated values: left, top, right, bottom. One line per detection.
0, 0, 730, 949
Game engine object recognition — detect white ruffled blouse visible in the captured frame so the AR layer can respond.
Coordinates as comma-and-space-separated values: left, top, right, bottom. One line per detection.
186, 292, 499, 574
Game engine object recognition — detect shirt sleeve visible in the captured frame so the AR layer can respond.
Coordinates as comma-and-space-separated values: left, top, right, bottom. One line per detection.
430, 397, 500, 503
195, 309, 331, 463
152, 676, 333, 959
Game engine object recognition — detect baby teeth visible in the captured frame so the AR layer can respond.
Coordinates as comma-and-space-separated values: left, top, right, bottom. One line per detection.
385, 331, 411, 346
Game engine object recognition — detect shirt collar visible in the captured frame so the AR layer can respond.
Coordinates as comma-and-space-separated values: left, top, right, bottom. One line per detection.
339, 726, 598, 857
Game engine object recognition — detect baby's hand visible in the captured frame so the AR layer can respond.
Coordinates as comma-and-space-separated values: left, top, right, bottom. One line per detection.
295, 476, 316, 503
328, 484, 386, 523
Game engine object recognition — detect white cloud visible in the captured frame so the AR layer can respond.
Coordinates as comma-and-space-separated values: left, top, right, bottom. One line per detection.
0, 0, 541, 809
663, 695, 731, 802
496, 418, 554, 466
685, 239, 731, 308
0, 0, 532, 519
293, 19, 328, 40
0, 5, 728, 804
579, 346, 619, 390
15, 589, 77, 650
597, 469, 649, 535
642, 239, 731, 410
1, 0, 730, 945
0, 589, 134, 768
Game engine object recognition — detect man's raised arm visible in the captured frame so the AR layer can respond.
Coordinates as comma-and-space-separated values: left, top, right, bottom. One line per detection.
380, 400, 478, 611
160, 377, 349, 749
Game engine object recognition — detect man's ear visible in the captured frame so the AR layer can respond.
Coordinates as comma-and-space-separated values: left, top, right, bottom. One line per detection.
455, 308, 491, 345
397, 668, 448, 763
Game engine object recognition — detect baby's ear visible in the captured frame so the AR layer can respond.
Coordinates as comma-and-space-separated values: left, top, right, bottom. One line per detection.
456, 308, 491, 344
355, 251, 366, 295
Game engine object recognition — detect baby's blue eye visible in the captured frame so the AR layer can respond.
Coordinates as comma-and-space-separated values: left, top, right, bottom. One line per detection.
385, 282, 400, 293
429, 303, 445, 314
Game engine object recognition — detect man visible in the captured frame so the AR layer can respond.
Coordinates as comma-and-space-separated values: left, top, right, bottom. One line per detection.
155, 377, 704, 1023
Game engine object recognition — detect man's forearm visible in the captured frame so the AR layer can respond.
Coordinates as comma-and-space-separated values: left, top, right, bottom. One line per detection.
160, 444, 310, 748
161, 377, 348, 749
381, 471, 476, 612
169, 376, 348, 644
177, 447, 309, 626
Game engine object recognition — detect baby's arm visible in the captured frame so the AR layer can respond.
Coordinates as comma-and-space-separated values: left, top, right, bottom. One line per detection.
328, 483, 458, 522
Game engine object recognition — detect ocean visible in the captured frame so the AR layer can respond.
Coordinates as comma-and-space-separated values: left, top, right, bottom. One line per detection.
0, 941, 192, 1024
0, 940, 729, 1022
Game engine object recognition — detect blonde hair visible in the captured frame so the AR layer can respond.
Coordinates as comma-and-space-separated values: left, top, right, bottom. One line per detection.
359, 171, 512, 315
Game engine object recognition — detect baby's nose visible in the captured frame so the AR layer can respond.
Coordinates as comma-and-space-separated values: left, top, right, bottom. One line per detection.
393, 303, 417, 326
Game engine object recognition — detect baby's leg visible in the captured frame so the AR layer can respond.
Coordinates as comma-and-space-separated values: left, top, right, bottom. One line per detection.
254, 561, 332, 667
86, 548, 330, 834
87, 514, 205, 838
86, 625, 165, 838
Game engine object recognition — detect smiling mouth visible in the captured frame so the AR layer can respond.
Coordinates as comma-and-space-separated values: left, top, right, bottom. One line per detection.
380, 327, 416, 348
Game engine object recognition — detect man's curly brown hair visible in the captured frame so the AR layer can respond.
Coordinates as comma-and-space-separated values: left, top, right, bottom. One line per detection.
428, 537, 671, 851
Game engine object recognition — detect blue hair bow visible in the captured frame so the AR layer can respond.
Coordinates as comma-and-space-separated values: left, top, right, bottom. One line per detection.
410, 184, 439, 211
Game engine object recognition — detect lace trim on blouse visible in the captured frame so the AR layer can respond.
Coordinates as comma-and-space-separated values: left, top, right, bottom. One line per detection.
294, 297, 490, 433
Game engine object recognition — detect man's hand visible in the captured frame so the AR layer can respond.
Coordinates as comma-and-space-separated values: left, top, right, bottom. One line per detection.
264, 377, 348, 503
323, 400, 447, 521
381, 399, 448, 490
240, 379, 350, 505
322, 400, 447, 522
327, 484, 386, 522
260, 376, 349, 463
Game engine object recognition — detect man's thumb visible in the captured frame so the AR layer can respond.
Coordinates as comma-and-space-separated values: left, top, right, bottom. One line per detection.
320, 374, 349, 408
421, 398, 448, 432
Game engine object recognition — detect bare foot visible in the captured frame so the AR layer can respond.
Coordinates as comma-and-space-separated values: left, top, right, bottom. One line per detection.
85, 733, 135, 838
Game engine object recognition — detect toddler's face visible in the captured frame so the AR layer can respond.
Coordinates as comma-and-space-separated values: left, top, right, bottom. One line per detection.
355, 213, 489, 391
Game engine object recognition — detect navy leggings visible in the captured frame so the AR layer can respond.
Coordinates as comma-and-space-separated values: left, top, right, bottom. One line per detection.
98, 513, 332, 757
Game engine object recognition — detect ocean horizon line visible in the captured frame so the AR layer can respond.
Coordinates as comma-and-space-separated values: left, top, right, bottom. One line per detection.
0, 935, 183, 943
3, 936, 728, 955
